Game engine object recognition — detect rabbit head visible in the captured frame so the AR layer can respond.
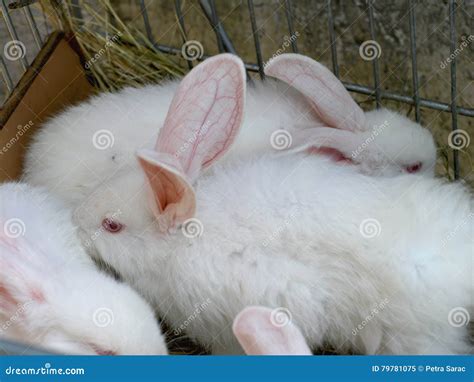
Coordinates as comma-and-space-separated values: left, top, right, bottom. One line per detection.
0, 183, 167, 355
232, 306, 312, 355
72, 54, 246, 286
265, 54, 437, 177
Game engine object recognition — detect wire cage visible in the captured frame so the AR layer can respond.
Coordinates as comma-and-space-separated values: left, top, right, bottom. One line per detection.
1, 0, 473, 179
0, 0, 473, 355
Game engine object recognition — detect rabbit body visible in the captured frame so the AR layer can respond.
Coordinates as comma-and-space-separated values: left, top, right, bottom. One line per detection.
23, 80, 310, 205
73, 153, 473, 355
0, 183, 167, 355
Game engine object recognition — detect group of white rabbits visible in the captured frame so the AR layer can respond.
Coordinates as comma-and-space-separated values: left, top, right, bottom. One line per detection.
0, 53, 472, 356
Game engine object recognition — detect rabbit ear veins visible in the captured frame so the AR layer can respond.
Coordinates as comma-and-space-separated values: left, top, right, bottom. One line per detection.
156, 53, 246, 179
137, 54, 246, 231
265, 54, 366, 132
232, 306, 312, 355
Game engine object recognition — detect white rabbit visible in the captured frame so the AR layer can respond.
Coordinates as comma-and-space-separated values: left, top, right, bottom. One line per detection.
0, 182, 167, 355
23, 54, 436, 207
70, 59, 472, 355
233, 306, 312, 355
264, 54, 437, 176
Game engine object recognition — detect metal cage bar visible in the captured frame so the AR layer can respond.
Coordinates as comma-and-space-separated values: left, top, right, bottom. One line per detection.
367, 0, 381, 108
22, 4, 42, 49
1, 0, 29, 71
327, 0, 339, 78
408, 0, 421, 122
199, 0, 238, 55
0, 56, 13, 93
247, 0, 265, 80
208, 0, 224, 53
449, 0, 460, 179
175, 0, 193, 70
140, 0, 156, 48
284, 0, 298, 53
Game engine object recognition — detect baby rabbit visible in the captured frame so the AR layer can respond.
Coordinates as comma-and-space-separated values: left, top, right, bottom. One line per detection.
70, 53, 471, 355
0, 182, 167, 355
233, 306, 312, 355
23, 54, 435, 206
264, 54, 436, 176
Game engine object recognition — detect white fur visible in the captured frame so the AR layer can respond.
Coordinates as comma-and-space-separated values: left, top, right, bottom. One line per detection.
0, 183, 167, 355
70, 153, 472, 355
23, 80, 435, 206
23, 81, 309, 205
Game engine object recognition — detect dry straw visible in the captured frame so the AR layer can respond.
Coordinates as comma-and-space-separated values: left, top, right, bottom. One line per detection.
41, 0, 186, 92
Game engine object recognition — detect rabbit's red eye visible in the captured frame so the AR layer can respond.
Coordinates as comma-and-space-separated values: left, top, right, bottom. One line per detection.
405, 162, 422, 173
102, 218, 123, 233
89, 343, 116, 355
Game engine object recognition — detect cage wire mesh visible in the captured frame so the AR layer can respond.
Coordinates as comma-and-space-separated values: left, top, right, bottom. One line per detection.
0, 0, 473, 354
1, 0, 473, 182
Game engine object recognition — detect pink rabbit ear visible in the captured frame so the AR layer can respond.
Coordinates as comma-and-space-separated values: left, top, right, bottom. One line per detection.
137, 54, 246, 230
265, 54, 366, 132
232, 306, 312, 355
286, 126, 365, 161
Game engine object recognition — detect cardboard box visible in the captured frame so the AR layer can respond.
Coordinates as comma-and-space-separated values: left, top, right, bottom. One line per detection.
0, 32, 94, 182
